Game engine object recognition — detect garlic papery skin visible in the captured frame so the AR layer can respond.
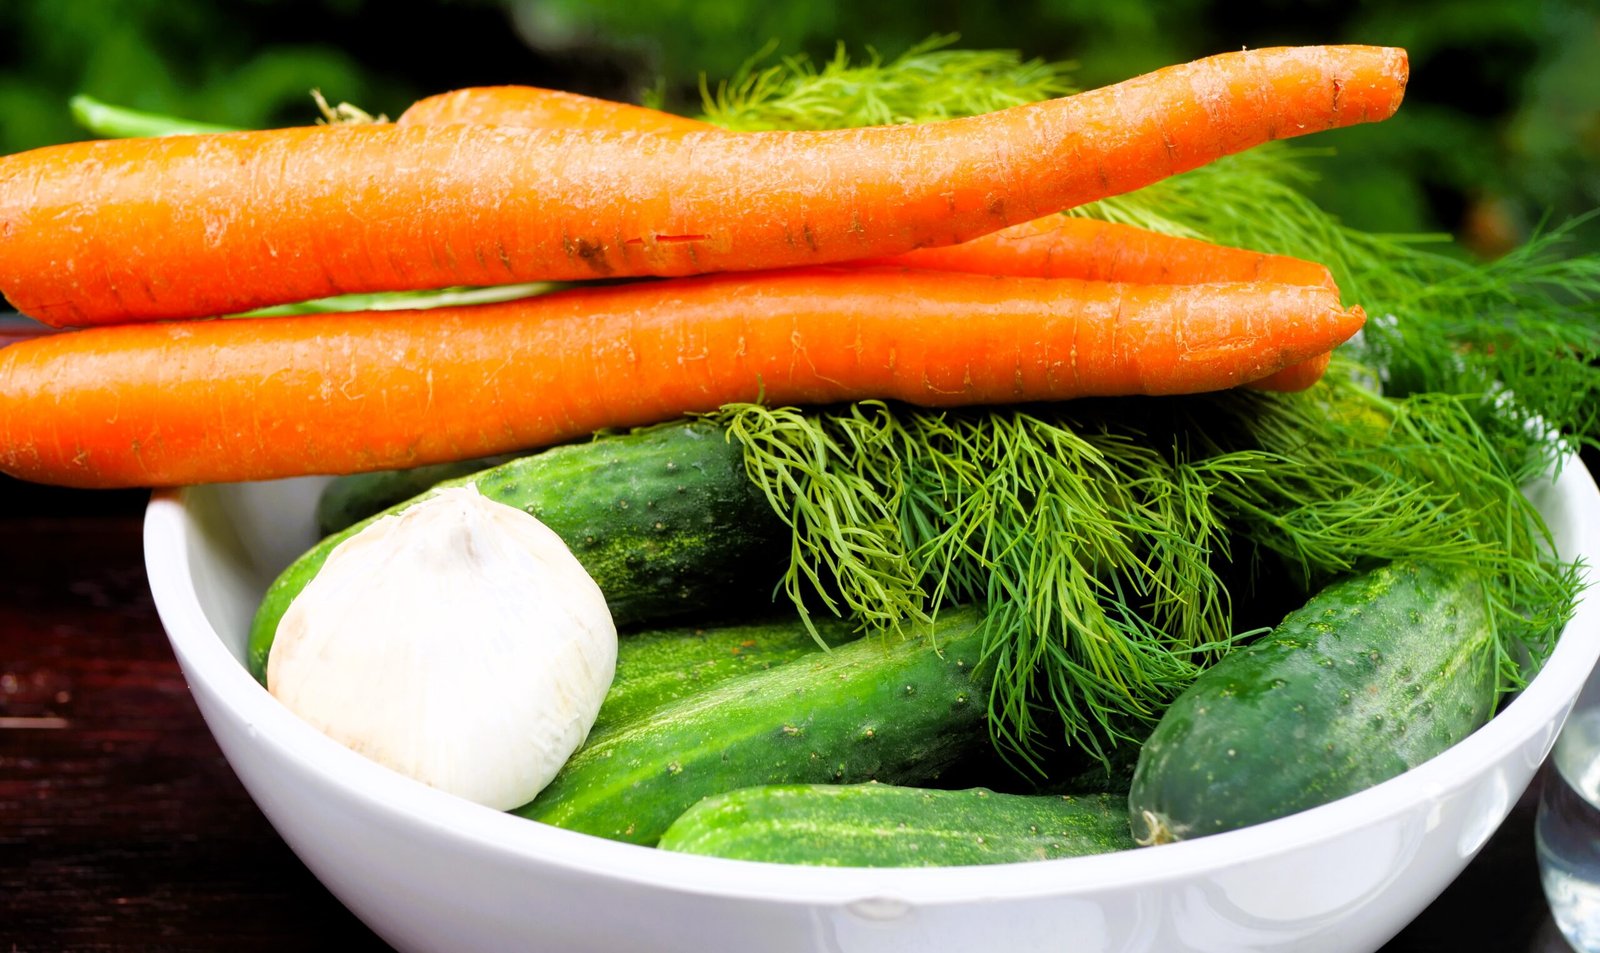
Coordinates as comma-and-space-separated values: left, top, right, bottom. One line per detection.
266, 484, 617, 811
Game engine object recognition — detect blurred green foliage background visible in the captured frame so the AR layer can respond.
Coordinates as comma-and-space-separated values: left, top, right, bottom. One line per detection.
1, 0, 1596, 256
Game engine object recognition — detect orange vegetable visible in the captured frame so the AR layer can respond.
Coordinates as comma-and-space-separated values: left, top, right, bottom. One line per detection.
393, 89, 1336, 291
0, 45, 1406, 327
0, 266, 1365, 488
397, 85, 714, 134
870, 217, 1342, 392
395, 89, 1342, 394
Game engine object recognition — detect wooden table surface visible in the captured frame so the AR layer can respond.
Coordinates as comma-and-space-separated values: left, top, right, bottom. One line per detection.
0, 475, 1589, 953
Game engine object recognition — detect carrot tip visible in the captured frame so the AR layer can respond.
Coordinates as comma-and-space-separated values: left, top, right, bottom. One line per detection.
1343, 304, 1369, 339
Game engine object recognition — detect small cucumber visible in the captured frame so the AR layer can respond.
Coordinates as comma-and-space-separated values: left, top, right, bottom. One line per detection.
658, 782, 1136, 867
593, 615, 858, 742
518, 606, 993, 845
248, 420, 787, 682
314, 454, 513, 535
1128, 561, 1495, 845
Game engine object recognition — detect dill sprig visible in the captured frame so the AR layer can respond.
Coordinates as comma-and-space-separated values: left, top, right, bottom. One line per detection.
1195, 371, 1578, 689
716, 400, 1238, 768
716, 371, 1578, 769
720, 402, 924, 632
698, 34, 1075, 132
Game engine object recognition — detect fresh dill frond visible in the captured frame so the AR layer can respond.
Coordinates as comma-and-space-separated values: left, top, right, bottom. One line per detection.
716, 400, 1239, 769
698, 34, 1076, 131
1196, 369, 1579, 690
719, 402, 925, 635
714, 367, 1579, 770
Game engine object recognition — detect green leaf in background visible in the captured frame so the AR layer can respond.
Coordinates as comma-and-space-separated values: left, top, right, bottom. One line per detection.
0, 0, 382, 153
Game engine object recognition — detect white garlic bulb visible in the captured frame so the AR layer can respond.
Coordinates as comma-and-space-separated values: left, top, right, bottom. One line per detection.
266, 484, 617, 811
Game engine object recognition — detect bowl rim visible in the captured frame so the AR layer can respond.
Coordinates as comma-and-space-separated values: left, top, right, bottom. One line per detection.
143, 456, 1600, 906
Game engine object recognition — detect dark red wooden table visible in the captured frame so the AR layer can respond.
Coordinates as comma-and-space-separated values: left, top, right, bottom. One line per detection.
0, 474, 1587, 952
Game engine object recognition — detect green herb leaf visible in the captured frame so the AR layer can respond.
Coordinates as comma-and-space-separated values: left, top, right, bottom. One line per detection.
716, 371, 1578, 770
698, 35, 1075, 132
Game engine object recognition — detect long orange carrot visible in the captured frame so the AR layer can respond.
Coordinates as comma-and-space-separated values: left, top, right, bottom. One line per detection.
0, 266, 1364, 488
393, 88, 1341, 393
871, 217, 1342, 392
395, 89, 1338, 290
394, 88, 1337, 290
397, 85, 714, 134
0, 45, 1406, 327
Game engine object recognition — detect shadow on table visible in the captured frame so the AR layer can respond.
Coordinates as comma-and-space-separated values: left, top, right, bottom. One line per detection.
1532, 916, 1580, 953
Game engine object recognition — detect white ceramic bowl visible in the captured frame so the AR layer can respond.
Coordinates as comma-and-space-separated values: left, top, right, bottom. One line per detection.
145, 459, 1600, 953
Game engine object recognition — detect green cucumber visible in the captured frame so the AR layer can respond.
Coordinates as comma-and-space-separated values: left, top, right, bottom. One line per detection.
593, 615, 858, 741
658, 782, 1136, 867
1128, 561, 1496, 845
248, 420, 787, 682
314, 454, 514, 535
519, 606, 994, 845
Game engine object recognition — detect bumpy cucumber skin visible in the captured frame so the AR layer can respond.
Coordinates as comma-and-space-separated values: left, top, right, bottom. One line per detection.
1128, 561, 1495, 845
247, 420, 787, 682
518, 607, 993, 846
658, 782, 1136, 867
314, 454, 512, 535
593, 616, 858, 742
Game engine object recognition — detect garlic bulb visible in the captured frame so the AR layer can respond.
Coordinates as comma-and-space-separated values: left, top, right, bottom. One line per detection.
266, 484, 617, 810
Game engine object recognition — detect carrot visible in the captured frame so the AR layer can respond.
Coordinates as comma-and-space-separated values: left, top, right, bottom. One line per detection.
873, 216, 1345, 393
393, 89, 1342, 394
869, 217, 1342, 392
397, 85, 714, 134
394, 89, 1338, 291
0, 265, 1365, 488
0, 45, 1406, 327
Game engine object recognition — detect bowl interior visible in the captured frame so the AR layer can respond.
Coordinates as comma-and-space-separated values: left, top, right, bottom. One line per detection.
180, 475, 330, 654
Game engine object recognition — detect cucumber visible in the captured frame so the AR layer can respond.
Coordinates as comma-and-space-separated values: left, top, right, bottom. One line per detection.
314, 454, 514, 535
518, 606, 994, 845
248, 420, 787, 682
1128, 561, 1495, 845
658, 782, 1136, 867
593, 615, 858, 742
